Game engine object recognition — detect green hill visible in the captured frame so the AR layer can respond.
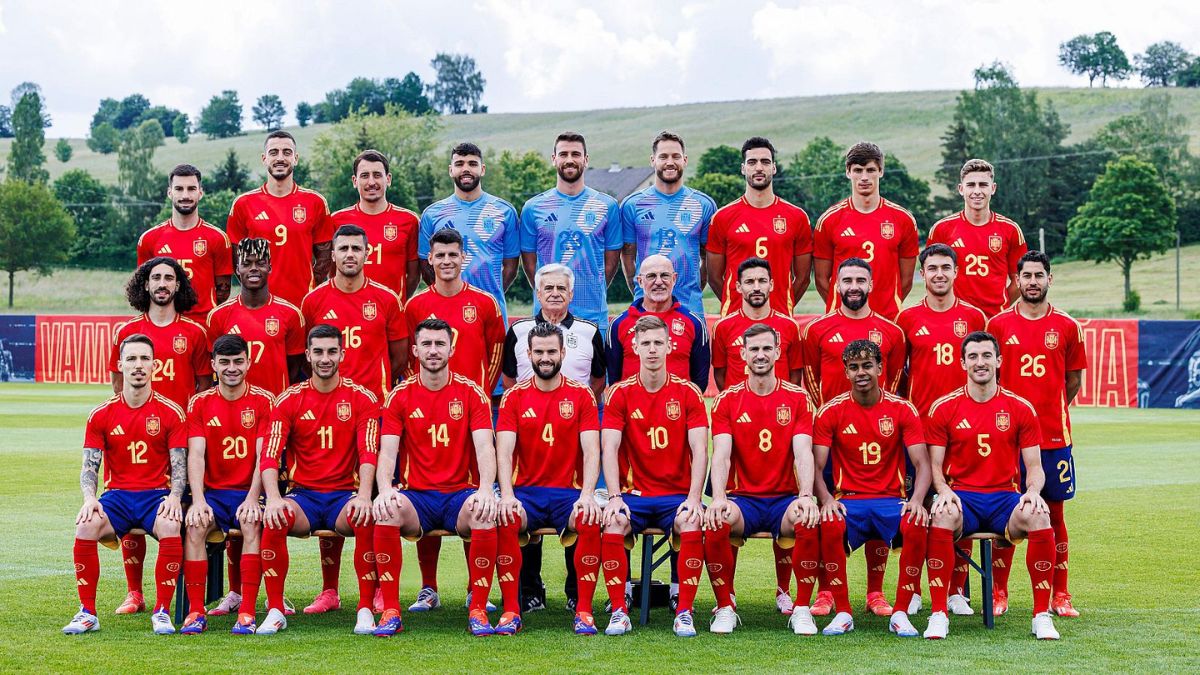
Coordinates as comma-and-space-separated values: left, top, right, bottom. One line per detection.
6, 87, 1200, 186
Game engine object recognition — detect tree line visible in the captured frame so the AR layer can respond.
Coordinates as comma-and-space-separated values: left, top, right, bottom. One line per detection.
1059, 32, 1200, 88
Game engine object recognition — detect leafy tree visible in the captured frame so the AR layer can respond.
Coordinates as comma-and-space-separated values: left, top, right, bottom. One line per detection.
54, 169, 119, 267
115, 94, 151, 129
781, 136, 844, 219
209, 148, 252, 194
198, 189, 237, 231
0, 105, 13, 138
87, 122, 120, 154
0, 180, 75, 306
687, 173, 744, 209
486, 149, 554, 207
198, 90, 244, 139
386, 73, 432, 115
136, 105, 185, 137
1045, 138, 1116, 250
428, 52, 486, 114
1177, 57, 1200, 87
172, 113, 190, 143
695, 145, 742, 178
90, 97, 120, 130
117, 119, 166, 203
252, 94, 286, 130
1066, 156, 1175, 310
1135, 41, 1193, 87
7, 92, 50, 183
879, 154, 934, 232
54, 138, 72, 163
295, 101, 313, 127
10, 82, 51, 127
1058, 31, 1131, 87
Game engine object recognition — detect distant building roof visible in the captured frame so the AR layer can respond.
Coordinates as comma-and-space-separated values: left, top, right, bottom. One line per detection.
586, 165, 654, 202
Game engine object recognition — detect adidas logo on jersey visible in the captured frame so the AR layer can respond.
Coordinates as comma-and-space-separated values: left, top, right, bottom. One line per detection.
255, 211, 270, 221
915, 326, 930, 337
301, 410, 316, 421
735, 224, 750, 234
158, 244, 173, 254
737, 413, 752, 424
546, 213, 558, 223
956, 419, 971, 430
207, 416, 222, 427
828, 333, 844, 343
323, 310, 338, 320
951, 238, 965, 247
111, 424, 125, 435
840, 227, 856, 237
1006, 335, 1020, 345
227, 325, 241, 335
522, 408, 537, 419
842, 424, 858, 434
631, 409, 645, 420
411, 408, 425, 419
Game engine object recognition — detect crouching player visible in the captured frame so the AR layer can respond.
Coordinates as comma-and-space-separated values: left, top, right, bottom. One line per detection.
65, 334, 188, 635
812, 340, 930, 637
923, 331, 1060, 640
257, 325, 380, 635
180, 335, 274, 635
496, 323, 605, 635
371, 318, 506, 637
705, 323, 821, 635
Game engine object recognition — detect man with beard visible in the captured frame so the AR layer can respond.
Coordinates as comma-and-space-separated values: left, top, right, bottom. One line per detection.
620, 132, 716, 319
712, 258, 804, 391
707, 137, 813, 316
137, 164, 232, 322
329, 150, 420, 300
227, 131, 333, 308
520, 132, 622, 339
494, 323, 605, 634
985, 251, 1086, 618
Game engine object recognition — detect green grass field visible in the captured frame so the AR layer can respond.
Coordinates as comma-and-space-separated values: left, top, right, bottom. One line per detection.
1, 383, 1197, 672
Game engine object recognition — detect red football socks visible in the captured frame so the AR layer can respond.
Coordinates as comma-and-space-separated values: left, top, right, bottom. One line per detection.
73, 538, 100, 614
238, 553, 262, 616
993, 542, 1016, 594
373, 525, 403, 613
573, 519, 602, 614
926, 526, 956, 614
703, 523, 736, 609
819, 518, 851, 614
184, 559, 207, 614
790, 524, 820, 607
601, 532, 629, 612
416, 536, 440, 591
675, 531, 703, 614
121, 533, 146, 593
864, 538, 889, 596
773, 540, 792, 596
261, 509, 295, 612
226, 536, 243, 590
320, 534, 344, 593
1026, 527, 1055, 615
352, 523, 376, 611
467, 527, 497, 612
950, 540, 972, 595
154, 536, 183, 613
893, 519, 926, 613
497, 521, 522, 614
1048, 500, 1069, 595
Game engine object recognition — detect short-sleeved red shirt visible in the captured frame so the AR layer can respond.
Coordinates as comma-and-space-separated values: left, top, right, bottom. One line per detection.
711, 380, 814, 497
814, 198, 919, 319
207, 295, 305, 396
404, 283, 505, 391
186, 385, 274, 491
382, 373, 493, 492
895, 298, 987, 417
712, 310, 803, 389
84, 392, 187, 491
813, 392, 924, 499
137, 219, 233, 320
262, 379, 379, 491
496, 377, 599, 489
226, 184, 332, 308
109, 315, 211, 410
602, 374, 708, 497
301, 280, 408, 400
800, 311, 905, 408
926, 387, 1041, 493
328, 204, 419, 298
708, 196, 812, 315
926, 212, 1027, 317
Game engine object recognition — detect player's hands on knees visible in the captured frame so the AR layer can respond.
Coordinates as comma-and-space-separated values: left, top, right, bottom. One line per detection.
236, 498, 262, 525
159, 495, 184, 523
348, 495, 373, 527
791, 496, 820, 529
602, 494, 629, 527
677, 498, 703, 526
497, 494, 521, 527
76, 497, 104, 525
372, 489, 402, 522
1018, 490, 1048, 515
901, 499, 929, 526
931, 489, 960, 516
186, 500, 213, 528
571, 493, 602, 527
819, 498, 846, 522
468, 488, 498, 524
704, 498, 732, 529
263, 497, 291, 530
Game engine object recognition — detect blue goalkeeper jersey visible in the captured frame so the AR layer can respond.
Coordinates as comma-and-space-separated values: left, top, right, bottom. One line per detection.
620, 185, 716, 318
520, 186, 621, 336
419, 192, 520, 323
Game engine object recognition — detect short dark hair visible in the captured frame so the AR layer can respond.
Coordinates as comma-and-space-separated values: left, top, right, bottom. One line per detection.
742, 322, 779, 345
451, 142, 482, 160
652, 131, 684, 154
920, 243, 958, 267
429, 227, 464, 250
168, 163, 202, 186
307, 324, 341, 347
264, 130, 296, 148
333, 223, 368, 246
353, 149, 389, 175
527, 322, 564, 349
837, 257, 872, 276
741, 136, 776, 161
236, 238, 271, 267
845, 141, 884, 170
737, 257, 771, 280
1018, 250, 1051, 274
842, 339, 882, 365
414, 318, 454, 342
554, 131, 587, 156
960, 330, 1000, 359
212, 334, 249, 357
119, 333, 155, 358
126, 256, 198, 314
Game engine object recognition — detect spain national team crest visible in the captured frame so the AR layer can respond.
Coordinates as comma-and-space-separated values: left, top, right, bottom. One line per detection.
671, 318, 685, 336
193, 239, 208, 257
559, 400, 574, 419
566, 332, 578, 349
292, 206, 306, 223
363, 301, 378, 321
449, 400, 464, 420
241, 409, 256, 429
462, 305, 478, 324
337, 402, 352, 422
145, 415, 161, 437
384, 225, 399, 241
880, 221, 895, 239
868, 329, 883, 345
1044, 330, 1060, 350
264, 318, 280, 336
953, 320, 969, 338
173, 335, 187, 354
665, 400, 681, 420
773, 216, 787, 234
776, 405, 792, 426
878, 416, 895, 438
989, 234, 1003, 253
995, 412, 1011, 432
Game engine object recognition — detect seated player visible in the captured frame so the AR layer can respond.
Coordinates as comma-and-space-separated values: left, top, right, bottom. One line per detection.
599, 315, 709, 638
371, 318, 505, 637
812, 340, 930, 637
704, 323, 821, 635
64, 334, 188, 635
256, 325, 380, 636
495, 323, 605, 635
923, 331, 1061, 640
179, 335, 274, 635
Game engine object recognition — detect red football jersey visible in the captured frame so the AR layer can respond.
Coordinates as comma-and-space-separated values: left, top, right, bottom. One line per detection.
137, 219, 233, 319
926, 387, 1041, 493
109, 315, 212, 410
608, 300, 708, 383
263, 379, 379, 491
986, 305, 1087, 447
186, 385, 274, 491
382, 373, 493, 492
800, 311, 905, 408
813, 391, 924, 499
84, 392, 187, 491
496, 377, 599, 489
895, 298, 987, 416
927, 212, 1027, 317
711, 380, 814, 497
404, 283, 505, 391
712, 310, 803, 389
328, 204, 419, 298
227, 184, 333, 308
602, 374, 708, 497
813, 198, 919, 319
302, 280, 408, 401
708, 196, 813, 315
207, 295, 305, 396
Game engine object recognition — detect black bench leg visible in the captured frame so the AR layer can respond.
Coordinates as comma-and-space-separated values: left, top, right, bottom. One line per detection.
206, 541, 225, 603
981, 540, 994, 629
639, 534, 653, 626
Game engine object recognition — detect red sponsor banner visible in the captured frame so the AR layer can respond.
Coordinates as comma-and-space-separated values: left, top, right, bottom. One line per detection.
35, 315, 129, 384
1075, 318, 1138, 408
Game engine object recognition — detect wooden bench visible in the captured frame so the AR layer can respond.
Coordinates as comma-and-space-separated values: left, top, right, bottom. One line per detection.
955, 533, 1004, 629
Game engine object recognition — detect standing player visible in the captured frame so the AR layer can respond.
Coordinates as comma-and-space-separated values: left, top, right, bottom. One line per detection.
370, 319, 504, 637
620, 131, 716, 319
812, 340, 930, 638
329, 150, 420, 300
64, 334, 187, 635
180, 335, 274, 635
520, 132, 622, 337
926, 159, 1027, 317
922, 331, 1061, 640
257, 325, 381, 636
137, 164, 232, 322
813, 142, 919, 320
704, 324, 821, 635
599, 316, 709, 638
227, 130, 332, 308
986, 251, 1085, 617
707, 137, 812, 316
495, 323, 605, 634
712, 258, 804, 390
